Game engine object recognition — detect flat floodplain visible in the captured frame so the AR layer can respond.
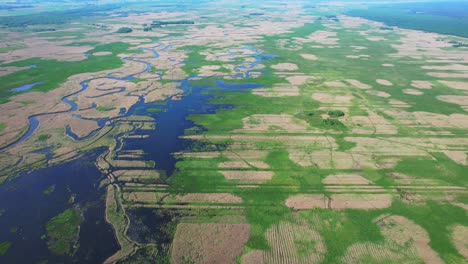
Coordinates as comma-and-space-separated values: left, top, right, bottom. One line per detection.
0, 1, 467, 263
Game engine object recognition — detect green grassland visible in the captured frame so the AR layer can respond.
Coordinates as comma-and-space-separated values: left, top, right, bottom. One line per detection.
163, 16, 468, 263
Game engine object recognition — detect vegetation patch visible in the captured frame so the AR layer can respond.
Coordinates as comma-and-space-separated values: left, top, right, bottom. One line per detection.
0, 241, 11, 255
45, 208, 81, 256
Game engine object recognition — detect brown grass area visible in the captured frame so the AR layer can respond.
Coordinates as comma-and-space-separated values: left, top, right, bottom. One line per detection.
366, 90, 391, 98
451, 225, 468, 258
345, 79, 372, 89
219, 171, 273, 183
403, 89, 423, 95
349, 111, 398, 135
271, 63, 299, 71
252, 84, 300, 97
265, 222, 326, 264
325, 81, 347, 87
312, 92, 354, 104
175, 193, 243, 204
285, 194, 328, 209
322, 173, 371, 185
375, 215, 444, 264
376, 79, 393, 86
286, 75, 311, 86
443, 151, 467, 165
438, 80, 468, 91
122, 191, 167, 203
114, 170, 160, 182
235, 114, 310, 133
219, 161, 270, 169
342, 242, 418, 264
411, 80, 433, 89
171, 223, 250, 264
300, 54, 318, 60
241, 250, 265, 264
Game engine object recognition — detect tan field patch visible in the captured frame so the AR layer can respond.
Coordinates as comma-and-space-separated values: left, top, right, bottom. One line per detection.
285, 193, 392, 210
403, 89, 423, 95
438, 80, 468, 91
382, 63, 395, 67
437, 95, 468, 109
265, 222, 326, 264
286, 75, 311, 85
443, 151, 467, 165
376, 215, 444, 264
451, 225, 468, 258
411, 80, 433, 89
175, 193, 243, 204
236, 114, 310, 133
171, 223, 250, 264
376, 79, 393, 86
93, 51, 112, 56
312, 92, 354, 104
241, 250, 265, 264
300, 53, 318, 60
423, 64, 468, 71
345, 79, 372, 89
219, 161, 270, 169
122, 191, 167, 203
271, 63, 298, 71
350, 111, 398, 134
325, 80, 347, 87
323, 173, 372, 185
0, 66, 28, 77
220, 171, 273, 183
342, 242, 419, 264
252, 84, 299, 97
113, 170, 160, 182
389, 99, 411, 108
366, 90, 391, 98
289, 150, 378, 169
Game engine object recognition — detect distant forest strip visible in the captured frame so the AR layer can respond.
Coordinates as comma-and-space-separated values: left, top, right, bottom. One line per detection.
346, 2, 468, 38
0, 4, 121, 27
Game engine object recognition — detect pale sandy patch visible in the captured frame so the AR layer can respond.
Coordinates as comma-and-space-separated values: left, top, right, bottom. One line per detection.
411, 80, 433, 89
403, 89, 423, 95
443, 151, 467, 165
252, 84, 299, 97
323, 173, 372, 185
312, 92, 354, 104
219, 161, 270, 169
241, 250, 265, 264
93, 51, 112, 56
175, 193, 243, 203
114, 170, 160, 182
123, 191, 167, 203
376, 79, 393, 86
220, 171, 273, 183
171, 223, 250, 264
265, 222, 326, 263
285, 194, 392, 209
271, 63, 298, 71
286, 75, 311, 85
375, 215, 444, 264
382, 63, 395, 67
350, 111, 398, 134
235, 114, 310, 133
423, 64, 468, 71
439, 80, 468, 91
325, 80, 347, 87
366, 90, 391, 98
345, 79, 372, 89
300, 53, 318, 60
389, 99, 411, 108
451, 225, 468, 258
0, 66, 28, 77
437, 95, 468, 108
429, 72, 468, 78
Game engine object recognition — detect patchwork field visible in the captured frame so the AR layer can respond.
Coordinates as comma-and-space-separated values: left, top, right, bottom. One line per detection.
0, 0, 467, 263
